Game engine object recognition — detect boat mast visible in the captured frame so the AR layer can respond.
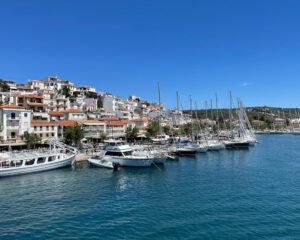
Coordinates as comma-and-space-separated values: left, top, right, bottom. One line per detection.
205, 100, 208, 119
210, 99, 213, 120
157, 82, 163, 141
215, 93, 220, 139
229, 91, 233, 137
190, 95, 194, 141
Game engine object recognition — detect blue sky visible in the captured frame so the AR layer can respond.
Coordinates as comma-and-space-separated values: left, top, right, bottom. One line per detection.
1, 0, 300, 109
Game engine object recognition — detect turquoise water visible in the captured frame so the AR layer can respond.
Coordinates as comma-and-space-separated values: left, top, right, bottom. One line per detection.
1, 135, 300, 239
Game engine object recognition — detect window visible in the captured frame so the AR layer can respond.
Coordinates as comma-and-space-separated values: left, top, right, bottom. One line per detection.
52, 126, 54, 130
46, 133, 49, 137
24, 113, 28, 117
15, 160, 23, 167
11, 112, 16, 119
40, 127, 42, 131
11, 132, 16, 139
37, 157, 46, 164
123, 151, 133, 156
52, 133, 54, 137
40, 134, 42, 137
48, 156, 55, 162
25, 159, 35, 166
34, 126, 37, 131
46, 126, 49, 131
105, 151, 123, 156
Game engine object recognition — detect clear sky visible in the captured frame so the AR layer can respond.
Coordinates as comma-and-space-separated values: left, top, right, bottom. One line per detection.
1, 0, 300, 109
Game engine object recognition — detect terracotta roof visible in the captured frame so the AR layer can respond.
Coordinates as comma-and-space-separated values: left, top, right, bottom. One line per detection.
27, 102, 46, 107
106, 120, 128, 126
97, 118, 120, 121
57, 120, 77, 127
31, 121, 58, 126
62, 109, 82, 113
78, 120, 106, 125
130, 118, 148, 122
0, 104, 24, 109
48, 111, 63, 116
13, 93, 43, 99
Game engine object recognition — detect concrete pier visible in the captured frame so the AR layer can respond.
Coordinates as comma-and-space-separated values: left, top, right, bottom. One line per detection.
75, 153, 90, 162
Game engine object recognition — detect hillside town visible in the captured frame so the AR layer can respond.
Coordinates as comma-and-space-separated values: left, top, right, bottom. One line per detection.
0, 76, 192, 147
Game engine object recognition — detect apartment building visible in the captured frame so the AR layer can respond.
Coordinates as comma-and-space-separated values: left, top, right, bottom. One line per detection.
63, 109, 86, 120
0, 104, 31, 144
31, 121, 58, 143
78, 120, 106, 140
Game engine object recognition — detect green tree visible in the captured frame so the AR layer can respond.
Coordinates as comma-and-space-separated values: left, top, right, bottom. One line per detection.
97, 96, 103, 109
180, 123, 193, 136
146, 120, 160, 137
61, 86, 71, 98
100, 132, 107, 141
21, 132, 41, 149
126, 126, 139, 142
163, 125, 171, 135
64, 124, 84, 146
0, 79, 10, 92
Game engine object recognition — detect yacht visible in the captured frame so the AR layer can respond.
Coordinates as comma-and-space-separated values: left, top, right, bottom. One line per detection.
151, 134, 170, 144
133, 146, 167, 164
95, 140, 155, 167
0, 141, 76, 177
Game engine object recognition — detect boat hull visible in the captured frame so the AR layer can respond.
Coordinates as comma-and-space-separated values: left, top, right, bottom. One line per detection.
89, 158, 115, 169
175, 149, 197, 156
0, 155, 75, 177
225, 142, 250, 149
103, 156, 153, 167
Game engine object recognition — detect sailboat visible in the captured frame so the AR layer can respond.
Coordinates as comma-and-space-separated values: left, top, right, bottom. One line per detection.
224, 93, 256, 148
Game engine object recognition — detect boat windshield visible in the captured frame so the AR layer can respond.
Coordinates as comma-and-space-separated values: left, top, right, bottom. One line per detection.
123, 151, 133, 156
105, 151, 123, 156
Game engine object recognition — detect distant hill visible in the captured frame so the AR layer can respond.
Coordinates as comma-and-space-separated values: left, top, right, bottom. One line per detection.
183, 106, 300, 129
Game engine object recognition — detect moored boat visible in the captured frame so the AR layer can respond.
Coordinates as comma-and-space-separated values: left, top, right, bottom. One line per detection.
88, 156, 120, 170
100, 140, 155, 167
0, 141, 76, 177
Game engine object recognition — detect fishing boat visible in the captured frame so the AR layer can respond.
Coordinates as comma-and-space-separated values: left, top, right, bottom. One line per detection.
0, 141, 76, 177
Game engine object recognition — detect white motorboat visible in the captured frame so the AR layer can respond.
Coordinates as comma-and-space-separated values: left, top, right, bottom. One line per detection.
101, 140, 155, 167
0, 141, 76, 177
88, 156, 119, 170
134, 146, 167, 164
151, 134, 170, 144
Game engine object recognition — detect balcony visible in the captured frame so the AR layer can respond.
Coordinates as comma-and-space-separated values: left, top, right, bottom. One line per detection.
7, 125, 19, 130
7, 116, 20, 120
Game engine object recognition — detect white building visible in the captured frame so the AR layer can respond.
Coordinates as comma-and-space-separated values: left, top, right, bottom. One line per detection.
0, 104, 31, 144
78, 120, 106, 139
63, 109, 86, 120
31, 121, 59, 142
83, 98, 98, 112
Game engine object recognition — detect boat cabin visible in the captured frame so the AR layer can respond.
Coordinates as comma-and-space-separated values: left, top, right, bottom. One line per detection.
0, 154, 61, 169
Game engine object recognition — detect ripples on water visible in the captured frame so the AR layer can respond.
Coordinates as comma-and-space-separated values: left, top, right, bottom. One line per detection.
2, 135, 300, 239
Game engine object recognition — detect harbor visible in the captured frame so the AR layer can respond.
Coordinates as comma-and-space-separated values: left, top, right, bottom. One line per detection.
2, 0, 300, 239
1, 134, 300, 239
